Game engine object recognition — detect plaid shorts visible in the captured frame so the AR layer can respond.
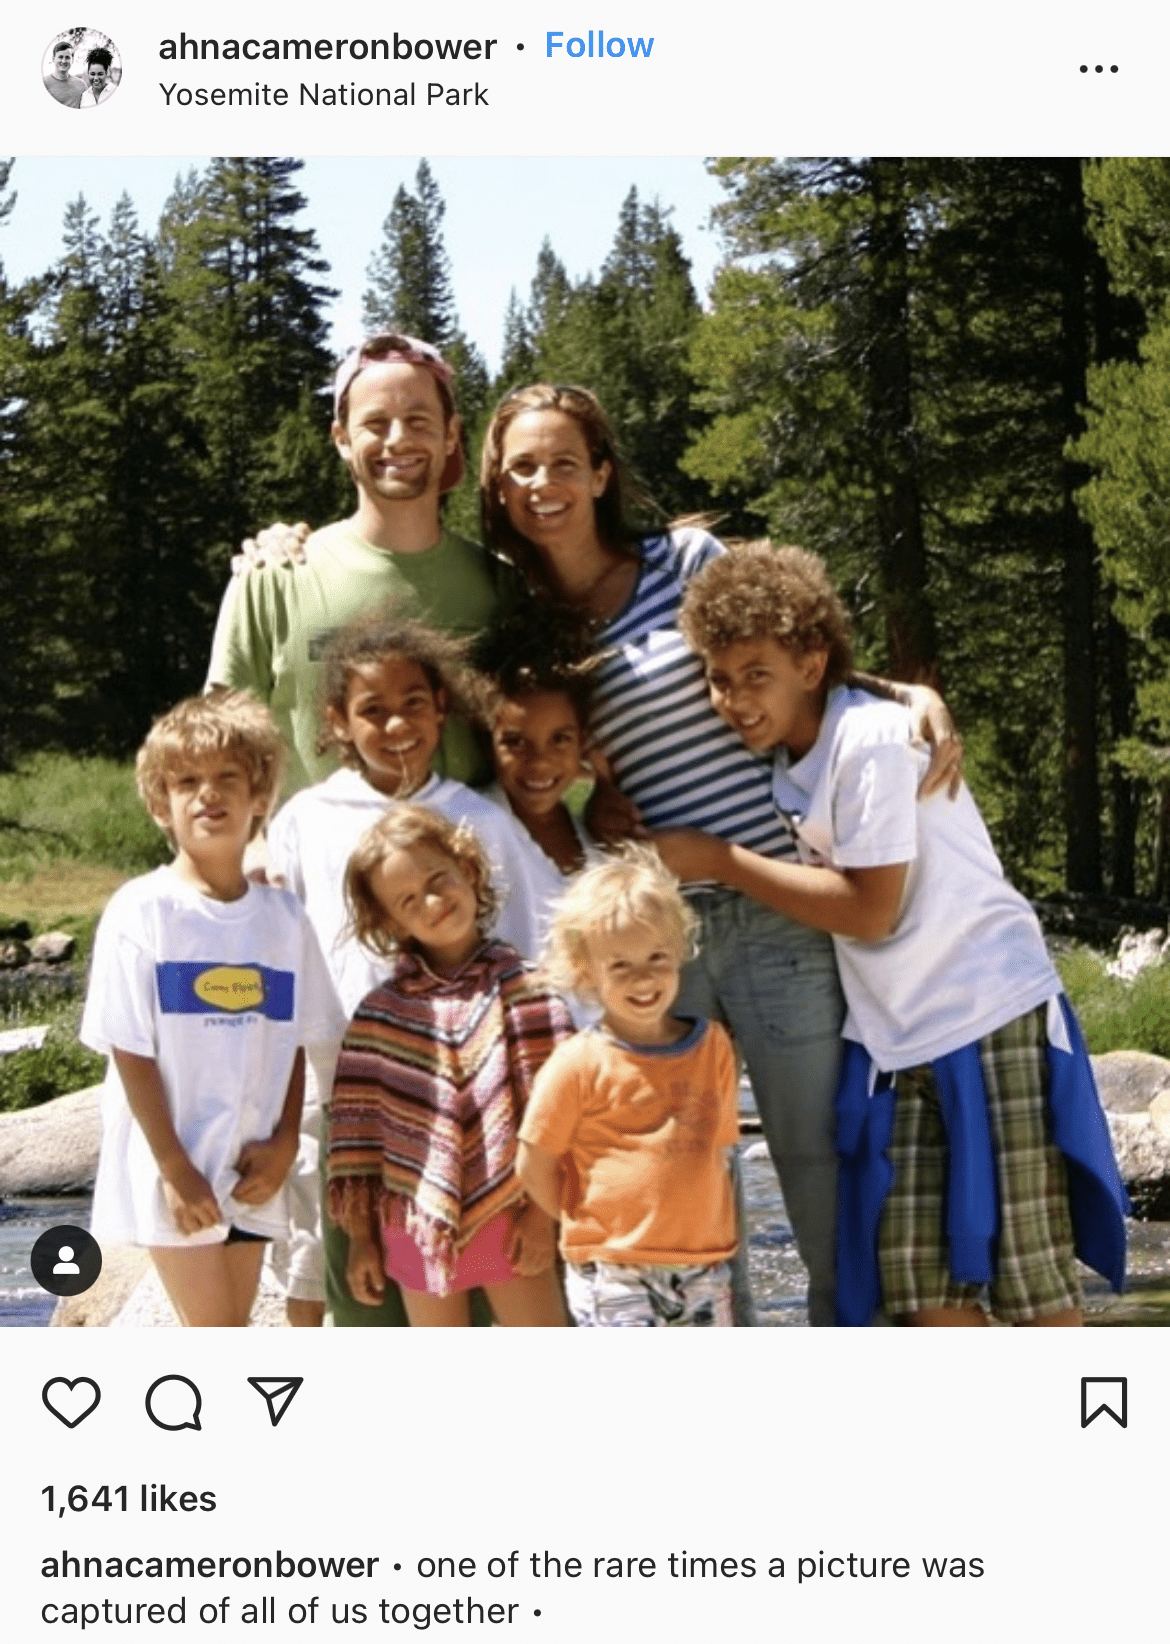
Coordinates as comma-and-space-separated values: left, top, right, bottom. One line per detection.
878, 1006, 1082, 1323
564, 1259, 734, 1328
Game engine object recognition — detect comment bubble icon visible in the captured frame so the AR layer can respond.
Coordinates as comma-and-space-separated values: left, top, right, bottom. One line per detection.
145, 1374, 202, 1432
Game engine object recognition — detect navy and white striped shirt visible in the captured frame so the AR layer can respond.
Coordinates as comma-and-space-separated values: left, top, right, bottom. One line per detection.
591, 529, 799, 860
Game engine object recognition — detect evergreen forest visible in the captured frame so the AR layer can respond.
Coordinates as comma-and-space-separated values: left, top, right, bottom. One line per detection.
3, 156, 1170, 904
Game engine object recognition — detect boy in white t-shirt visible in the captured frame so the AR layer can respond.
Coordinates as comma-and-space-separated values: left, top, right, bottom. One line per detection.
82, 691, 345, 1327
653, 542, 1127, 1327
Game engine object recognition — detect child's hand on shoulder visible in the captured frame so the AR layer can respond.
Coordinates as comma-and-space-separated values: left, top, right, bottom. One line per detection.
233, 1132, 298, 1206
508, 1202, 557, 1277
584, 773, 648, 844
160, 1159, 223, 1236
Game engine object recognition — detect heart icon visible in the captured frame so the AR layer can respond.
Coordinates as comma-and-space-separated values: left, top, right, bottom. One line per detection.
42, 1377, 101, 1429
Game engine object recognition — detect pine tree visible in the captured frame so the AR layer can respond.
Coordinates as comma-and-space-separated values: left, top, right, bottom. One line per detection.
526, 239, 571, 340
0, 157, 41, 763
513, 194, 706, 520
0, 162, 342, 753
497, 288, 535, 394
160, 157, 339, 555
363, 159, 456, 344
685, 159, 938, 679
590, 191, 705, 515
1075, 159, 1170, 895
8, 194, 214, 746
684, 158, 1131, 893
0, 158, 14, 251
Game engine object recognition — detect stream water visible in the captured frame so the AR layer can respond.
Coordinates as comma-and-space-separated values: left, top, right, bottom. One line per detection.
3, 1157, 1169, 1327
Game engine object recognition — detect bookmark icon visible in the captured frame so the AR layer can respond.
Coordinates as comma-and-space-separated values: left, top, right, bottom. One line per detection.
247, 1376, 304, 1428
1080, 1376, 1127, 1429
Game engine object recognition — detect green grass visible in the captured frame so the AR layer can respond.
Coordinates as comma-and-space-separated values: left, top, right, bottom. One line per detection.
1057, 943, 1170, 1058
0, 754, 167, 1111
0, 755, 1165, 1113
0, 752, 167, 883
0, 989, 104, 1112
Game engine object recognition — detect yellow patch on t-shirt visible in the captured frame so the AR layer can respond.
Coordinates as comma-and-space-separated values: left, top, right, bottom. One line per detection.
193, 965, 265, 1013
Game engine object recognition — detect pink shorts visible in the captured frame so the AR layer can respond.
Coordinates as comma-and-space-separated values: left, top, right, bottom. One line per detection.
382, 1209, 515, 1296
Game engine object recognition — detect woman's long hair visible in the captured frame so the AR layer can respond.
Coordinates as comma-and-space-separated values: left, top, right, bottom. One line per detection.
478, 383, 651, 595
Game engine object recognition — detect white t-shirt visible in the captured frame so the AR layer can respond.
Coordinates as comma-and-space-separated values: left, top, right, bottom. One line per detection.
81, 867, 347, 1246
482, 783, 604, 1027
772, 687, 1060, 1071
481, 783, 604, 952
266, 767, 542, 1017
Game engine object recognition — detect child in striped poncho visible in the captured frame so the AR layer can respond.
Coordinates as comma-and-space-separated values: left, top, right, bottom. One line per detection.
327, 803, 573, 1326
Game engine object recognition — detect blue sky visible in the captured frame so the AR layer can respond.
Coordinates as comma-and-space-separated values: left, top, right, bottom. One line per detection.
2, 157, 727, 371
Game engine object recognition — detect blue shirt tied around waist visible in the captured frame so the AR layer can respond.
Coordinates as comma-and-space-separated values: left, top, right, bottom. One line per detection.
835, 995, 1129, 1326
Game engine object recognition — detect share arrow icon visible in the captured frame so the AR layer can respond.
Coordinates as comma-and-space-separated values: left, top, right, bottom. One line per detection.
247, 1377, 304, 1428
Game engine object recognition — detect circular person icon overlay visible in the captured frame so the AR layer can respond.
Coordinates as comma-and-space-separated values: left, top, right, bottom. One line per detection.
31, 1224, 103, 1297
42, 29, 122, 109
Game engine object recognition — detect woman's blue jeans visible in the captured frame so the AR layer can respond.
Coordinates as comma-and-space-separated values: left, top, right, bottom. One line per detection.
677, 888, 845, 1327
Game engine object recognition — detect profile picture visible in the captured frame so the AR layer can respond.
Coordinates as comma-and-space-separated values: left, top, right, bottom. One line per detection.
42, 28, 121, 109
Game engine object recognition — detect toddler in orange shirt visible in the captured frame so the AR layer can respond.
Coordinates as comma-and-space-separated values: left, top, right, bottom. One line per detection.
517, 848, 740, 1326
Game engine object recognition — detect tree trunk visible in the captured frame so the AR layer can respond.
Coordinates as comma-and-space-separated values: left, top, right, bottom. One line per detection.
1056, 159, 1103, 893
866, 159, 939, 684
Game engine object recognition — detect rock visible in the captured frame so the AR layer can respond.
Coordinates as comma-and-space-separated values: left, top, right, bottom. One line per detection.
741, 1140, 771, 1163
107, 1262, 288, 1328
0, 1025, 48, 1055
1091, 1052, 1170, 1219
1034, 893, 1170, 948
1092, 1050, 1170, 1114
0, 967, 77, 1006
1106, 928, 1168, 982
0, 1084, 101, 1195
0, 917, 32, 941
51, 1247, 150, 1328
29, 931, 76, 963
1107, 1113, 1170, 1220
0, 940, 31, 969
53, 1249, 289, 1328
1152, 1091, 1170, 1140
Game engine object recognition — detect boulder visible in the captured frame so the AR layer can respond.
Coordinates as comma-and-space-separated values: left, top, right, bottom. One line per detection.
50, 1246, 150, 1328
108, 1262, 288, 1328
1105, 928, 1168, 982
52, 1249, 288, 1328
1094, 1050, 1170, 1220
0, 1084, 101, 1195
1106, 1114, 1170, 1220
1151, 1091, 1170, 1139
30, 931, 76, 963
1093, 1050, 1170, 1114
0, 968, 78, 1006
0, 1025, 48, 1055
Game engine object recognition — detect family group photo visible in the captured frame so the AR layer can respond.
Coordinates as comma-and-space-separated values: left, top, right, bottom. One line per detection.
1, 156, 1168, 1329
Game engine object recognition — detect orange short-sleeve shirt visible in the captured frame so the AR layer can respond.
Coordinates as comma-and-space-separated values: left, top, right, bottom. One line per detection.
519, 1019, 739, 1266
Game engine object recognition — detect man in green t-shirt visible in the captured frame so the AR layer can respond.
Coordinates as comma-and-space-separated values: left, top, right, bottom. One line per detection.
208, 332, 508, 795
